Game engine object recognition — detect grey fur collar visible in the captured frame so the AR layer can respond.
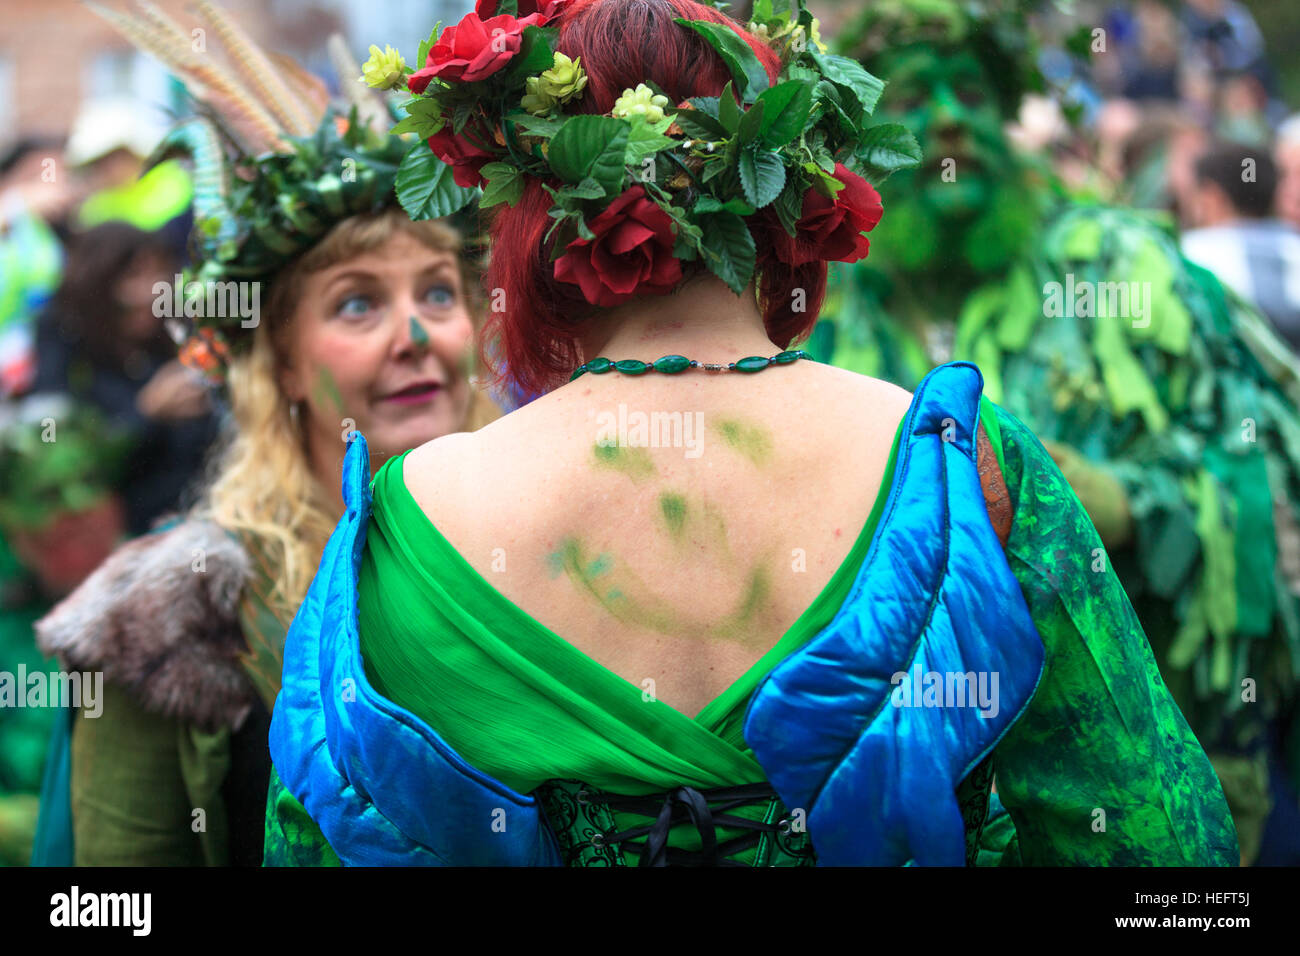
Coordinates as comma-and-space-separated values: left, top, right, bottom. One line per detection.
35, 519, 257, 732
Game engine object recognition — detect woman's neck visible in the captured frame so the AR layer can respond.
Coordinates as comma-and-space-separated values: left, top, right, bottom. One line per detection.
580, 274, 778, 363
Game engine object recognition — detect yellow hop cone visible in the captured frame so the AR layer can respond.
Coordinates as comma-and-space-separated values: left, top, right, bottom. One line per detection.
522, 53, 588, 116
521, 77, 557, 116
360, 44, 407, 90
612, 84, 670, 123
539, 53, 587, 104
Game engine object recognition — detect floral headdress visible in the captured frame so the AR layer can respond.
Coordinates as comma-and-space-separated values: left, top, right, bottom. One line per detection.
368, 0, 921, 307
89, 1, 480, 383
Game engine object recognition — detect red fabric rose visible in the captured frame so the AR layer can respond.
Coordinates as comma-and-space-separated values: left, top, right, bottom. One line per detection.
770, 164, 883, 266
407, 12, 529, 91
427, 126, 495, 188
553, 186, 683, 307
474, 0, 570, 22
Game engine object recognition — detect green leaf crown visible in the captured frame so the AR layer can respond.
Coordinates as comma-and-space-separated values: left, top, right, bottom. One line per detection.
388, 0, 922, 299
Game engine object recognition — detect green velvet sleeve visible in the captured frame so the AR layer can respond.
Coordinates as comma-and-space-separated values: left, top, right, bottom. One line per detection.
263, 766, 341, 867
70, 679, 233, 865
989, 403, 1240, 866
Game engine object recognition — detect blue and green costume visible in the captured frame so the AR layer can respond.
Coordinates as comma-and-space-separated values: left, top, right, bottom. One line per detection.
265, 363, 1237, 866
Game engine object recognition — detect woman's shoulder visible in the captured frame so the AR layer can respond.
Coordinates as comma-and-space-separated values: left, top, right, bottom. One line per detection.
34, 516, 258, 732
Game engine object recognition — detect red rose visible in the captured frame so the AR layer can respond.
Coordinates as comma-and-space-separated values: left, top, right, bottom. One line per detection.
407, 12, 529, 91
770, 164, 883, 266
474, 0, 570, 22
427, 125, 495, 188
554, 186, 683, 307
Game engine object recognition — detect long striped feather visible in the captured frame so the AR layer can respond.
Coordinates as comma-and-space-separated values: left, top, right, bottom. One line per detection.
84, 1, 287, 153
268, 51, 329, 124
131, 0, 191, 48
193, 0, 316, 136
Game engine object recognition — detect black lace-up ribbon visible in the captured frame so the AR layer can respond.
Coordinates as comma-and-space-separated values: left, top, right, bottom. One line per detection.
593, 782, 787, 866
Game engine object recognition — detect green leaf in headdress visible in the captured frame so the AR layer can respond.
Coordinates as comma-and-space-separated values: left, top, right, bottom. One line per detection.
479, 162, 525, 208
697, 211, 756, 294
674, 19, 771, 103
755, 79, 814, 147
738, 147, 785, 208
395, 142, 479, 220
548, 115, 631, 195
849, 123, 923, 180
809, 51, 884, 116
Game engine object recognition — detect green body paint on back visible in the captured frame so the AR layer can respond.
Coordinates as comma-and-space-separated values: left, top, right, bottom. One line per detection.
592, 442, 656, 481
659, 493, 688, 537
712, 418, 774, 466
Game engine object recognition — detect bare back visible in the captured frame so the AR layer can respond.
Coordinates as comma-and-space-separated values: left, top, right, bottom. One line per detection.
403, 360, 912, 719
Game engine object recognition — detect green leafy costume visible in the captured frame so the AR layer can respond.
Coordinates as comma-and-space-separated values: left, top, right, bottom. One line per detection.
813, 0, 1300, 863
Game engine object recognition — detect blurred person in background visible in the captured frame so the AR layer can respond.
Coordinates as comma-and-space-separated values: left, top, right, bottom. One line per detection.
31, 0, 500, 867
1181, 0, 1271, 92
31, 222, 219, 535
1276, 115, 1300, 229
1214, 70, 1274, 146
0, 138, 77, 399
63, 96, 193, 253
0, 396, 132, 867
1182, 141, 1300, 350
1115, 0, 1183, 102
817, 0, 1300, 865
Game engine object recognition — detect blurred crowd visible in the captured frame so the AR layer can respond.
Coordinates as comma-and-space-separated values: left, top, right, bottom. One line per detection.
1021, 0, 1300, 342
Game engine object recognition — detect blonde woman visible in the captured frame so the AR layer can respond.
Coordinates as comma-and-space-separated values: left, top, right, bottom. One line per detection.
31, 4, 495, 865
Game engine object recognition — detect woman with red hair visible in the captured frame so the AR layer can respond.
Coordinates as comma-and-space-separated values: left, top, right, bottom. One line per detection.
266, 0, 1237, 866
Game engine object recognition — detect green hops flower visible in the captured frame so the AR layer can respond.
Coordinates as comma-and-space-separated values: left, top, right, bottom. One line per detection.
522, 52, 588, 115
360, 45, 407, 90
612, 84, 670, 123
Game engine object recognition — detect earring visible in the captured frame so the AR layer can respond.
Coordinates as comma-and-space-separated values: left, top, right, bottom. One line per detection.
289, 401, 301, 428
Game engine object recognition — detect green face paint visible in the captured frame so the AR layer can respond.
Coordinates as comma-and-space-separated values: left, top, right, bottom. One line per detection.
592, 442, 657, 481
311, 366, 346, 418
863, 44, 1035, 278
409, 315, 430, 349
712, 419, 774, 467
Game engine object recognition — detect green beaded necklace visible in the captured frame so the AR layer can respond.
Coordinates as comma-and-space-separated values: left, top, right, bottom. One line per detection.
569, 349, 810, 382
